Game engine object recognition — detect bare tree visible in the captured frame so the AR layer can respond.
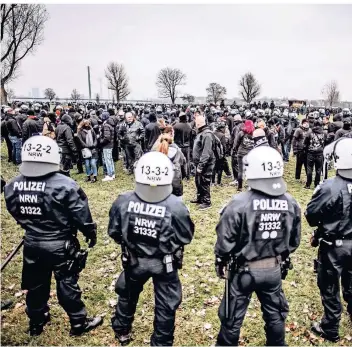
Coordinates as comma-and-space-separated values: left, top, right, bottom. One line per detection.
322, 80, 340, 107
181, 94, 195, 104
156, 67, 186, 104
1, 4, 49, 103
105, 62, 130, 103
71, 89, 81, 102
206, 82, 227, 104
95, 93, 100, 104
44, 88, 56, 101
239, 72, 261, 104
6, 87, 15, 101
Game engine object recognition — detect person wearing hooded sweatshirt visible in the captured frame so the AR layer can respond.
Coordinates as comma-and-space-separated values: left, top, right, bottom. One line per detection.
304, 120, 326, 189
100, 112, 116, 181
151, 125, 186, 198
55, 114, 77, 176
233, 120, 254, 191
144, 112, 161, 152
173, 112, 192, 180
334, 117, 351, 140
78, 119, 99, 183
22, 110, 41, 143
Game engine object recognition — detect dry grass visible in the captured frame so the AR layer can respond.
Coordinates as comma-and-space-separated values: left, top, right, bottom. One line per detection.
1, 143, 351, 346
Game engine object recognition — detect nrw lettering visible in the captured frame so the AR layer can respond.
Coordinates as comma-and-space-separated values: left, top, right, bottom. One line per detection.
135, 217, 156, 229
261, 213, 281, 222
19, 194, 38, 203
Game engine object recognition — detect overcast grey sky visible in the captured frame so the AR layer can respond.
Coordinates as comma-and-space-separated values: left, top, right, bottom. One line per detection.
10, 4, 352, 101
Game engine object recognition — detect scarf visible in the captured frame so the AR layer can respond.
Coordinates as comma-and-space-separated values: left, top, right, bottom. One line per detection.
84, 128, 94, 147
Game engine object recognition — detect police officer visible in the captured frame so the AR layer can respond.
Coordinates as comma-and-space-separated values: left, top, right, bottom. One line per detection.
4, 136, 103, 336
214, 146, 301, 346
305, 137, 352, 342
108, 151, 194, 346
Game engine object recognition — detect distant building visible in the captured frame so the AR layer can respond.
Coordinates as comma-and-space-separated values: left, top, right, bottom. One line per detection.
31, 88, 40, 98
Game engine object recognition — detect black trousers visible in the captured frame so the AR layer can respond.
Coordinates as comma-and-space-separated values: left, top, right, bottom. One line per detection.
4, 135, 13, 162
231, 154, 238, 181
237, 155, 245, 189
74, 137, 83, 173
212, 158, 225, 185
125, 143, 142, 173
317, 241, 352, 336
222, 157, 231, 176
180, 147, 190, 179
22, 241, 87, 326
306, 153, 323, 188
60, 154, 73, 177
195, 164, 214, 205
295, 151, 307, 180
112, 259, 182, 346
216, 265, 288, 346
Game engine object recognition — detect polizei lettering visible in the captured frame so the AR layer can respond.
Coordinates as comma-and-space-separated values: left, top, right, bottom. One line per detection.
127, 201, 166, 218
13, 181, 46, 192
253, 199, 288, 211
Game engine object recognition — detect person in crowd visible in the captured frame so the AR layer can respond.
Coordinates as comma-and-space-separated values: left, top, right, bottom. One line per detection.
144, 112, 161, 152
120, 112, 145, 174
78, 119, 99, 183
100, 112, 116, 181
55, 114, 77, 177
173, 112, 192, 180
152, 125, 186, 199
191, 112, 216, 210
42, 112, 56, 139
292, 118, 310, 181
304, 119, 326, 189
212, 121, 227, 186
232, 120, 254, 191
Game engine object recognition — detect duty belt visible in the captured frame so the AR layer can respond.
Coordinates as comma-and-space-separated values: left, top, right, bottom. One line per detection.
244, 256, 280, 270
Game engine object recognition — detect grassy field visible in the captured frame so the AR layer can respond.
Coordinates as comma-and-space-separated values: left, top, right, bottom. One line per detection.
1, 144, 351, 346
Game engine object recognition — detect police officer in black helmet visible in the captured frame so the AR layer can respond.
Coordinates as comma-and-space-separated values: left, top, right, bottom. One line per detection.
306, 138, 352, 342
108, 151, 194, 346
4, 136, 103, 337
214, 146, 301, 346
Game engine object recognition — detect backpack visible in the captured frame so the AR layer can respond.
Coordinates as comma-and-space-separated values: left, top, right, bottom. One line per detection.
204, 129, 224, 160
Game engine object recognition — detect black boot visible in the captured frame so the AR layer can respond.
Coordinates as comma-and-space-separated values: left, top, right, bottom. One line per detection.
70, 316, 103, 336
29, 312, 51, 336
1, 299, 13, 311
311, 322, 340, 342
85, 176, 91, 182
91, 176, 97, 183
115, 329, 132, 346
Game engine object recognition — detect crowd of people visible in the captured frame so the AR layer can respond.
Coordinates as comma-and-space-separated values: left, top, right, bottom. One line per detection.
1, 101, 351, 209
1, 98, 351, 347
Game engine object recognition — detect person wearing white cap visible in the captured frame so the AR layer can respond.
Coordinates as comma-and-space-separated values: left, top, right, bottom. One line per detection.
214, 146, 301, 346
108, 151, 194, 346
306, 137, 352, 342
4, 136, 103, 337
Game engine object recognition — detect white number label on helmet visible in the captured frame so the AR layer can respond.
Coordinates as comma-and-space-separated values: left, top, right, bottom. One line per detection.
261, 161, 283, 177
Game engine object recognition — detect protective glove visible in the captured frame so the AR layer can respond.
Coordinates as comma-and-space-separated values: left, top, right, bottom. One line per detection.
215, 256, 227, 279
196, 166, 203, 174
85, 235, 96, 248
